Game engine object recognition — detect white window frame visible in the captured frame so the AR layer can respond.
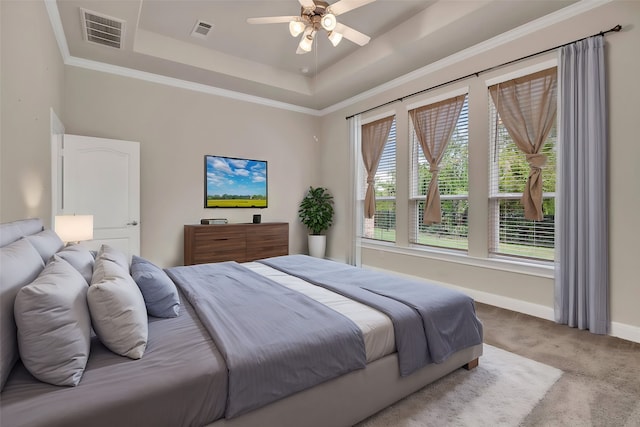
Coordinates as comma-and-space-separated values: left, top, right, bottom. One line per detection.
358, 110, 397, 243
407, 88, 470, 251
486, 59, 558, 263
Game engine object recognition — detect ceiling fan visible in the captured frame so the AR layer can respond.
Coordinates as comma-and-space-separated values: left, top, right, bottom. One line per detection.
247, 0, 375, 54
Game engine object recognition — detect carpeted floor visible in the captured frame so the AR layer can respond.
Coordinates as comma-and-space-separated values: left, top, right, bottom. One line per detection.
477, 303, 640, 427
357, 303, 640, 427
357, 344, 561, 427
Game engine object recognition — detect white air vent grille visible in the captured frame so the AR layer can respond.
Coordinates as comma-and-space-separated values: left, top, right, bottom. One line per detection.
191, 20, 214, 39
81, 8, 125, 49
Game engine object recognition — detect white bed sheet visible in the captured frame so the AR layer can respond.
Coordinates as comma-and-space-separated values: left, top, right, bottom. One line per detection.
243, 262, 396, 362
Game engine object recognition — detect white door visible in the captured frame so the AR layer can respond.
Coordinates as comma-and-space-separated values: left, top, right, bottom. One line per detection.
59, 134, 140, 258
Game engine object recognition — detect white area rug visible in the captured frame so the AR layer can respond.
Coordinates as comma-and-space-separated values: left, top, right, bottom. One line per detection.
357, 345, 563, 427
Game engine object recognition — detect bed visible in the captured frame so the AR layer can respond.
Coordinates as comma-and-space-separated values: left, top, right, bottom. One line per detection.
0, 218, 483, 427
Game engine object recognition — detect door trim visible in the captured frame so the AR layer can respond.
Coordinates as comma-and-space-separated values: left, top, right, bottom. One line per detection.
50, 108, 65, 227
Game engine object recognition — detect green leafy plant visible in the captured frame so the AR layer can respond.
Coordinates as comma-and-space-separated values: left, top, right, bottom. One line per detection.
298, 186, 334, 235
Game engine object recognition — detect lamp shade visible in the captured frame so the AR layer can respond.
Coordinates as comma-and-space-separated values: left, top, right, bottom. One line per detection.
328, 31, 343, 47
299, 27, 315, 53
289, 20, 305, 37
321, 13, 336, 31
55, 215, 94, 243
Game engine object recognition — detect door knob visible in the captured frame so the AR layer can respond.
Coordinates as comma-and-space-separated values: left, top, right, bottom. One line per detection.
127, 221, 139, 226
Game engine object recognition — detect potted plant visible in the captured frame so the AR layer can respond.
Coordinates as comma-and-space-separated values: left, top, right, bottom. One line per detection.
298, 186, 334, 258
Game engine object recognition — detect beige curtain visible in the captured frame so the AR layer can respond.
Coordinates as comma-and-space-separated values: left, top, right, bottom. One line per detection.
489, 68, 557, 221
361, 116, 395, 218
409, 95, 466, 225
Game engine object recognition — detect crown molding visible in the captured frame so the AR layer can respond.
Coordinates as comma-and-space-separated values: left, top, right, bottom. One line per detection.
320, 0, 614, 116
64, 56, 322, 116
44, 0, 70, 61
45, 0, 612, 117
43, 0, 320, 116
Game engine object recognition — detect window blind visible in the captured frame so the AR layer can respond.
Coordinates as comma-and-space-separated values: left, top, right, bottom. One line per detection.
488, 69, 557, 260
360, 117, 396, 242
410, 96, 469, 250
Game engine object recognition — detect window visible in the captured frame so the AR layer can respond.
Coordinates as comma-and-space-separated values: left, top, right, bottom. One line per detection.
353, 65, 557, 272
360, 118, 396, 242
409, 96, 469, 250
488, 69, 557, 261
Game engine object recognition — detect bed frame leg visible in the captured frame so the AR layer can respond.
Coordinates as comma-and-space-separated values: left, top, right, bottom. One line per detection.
464, 358, 479, 370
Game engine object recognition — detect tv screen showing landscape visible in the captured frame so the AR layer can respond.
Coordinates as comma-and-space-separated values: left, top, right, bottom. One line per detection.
204, 155, 268, 208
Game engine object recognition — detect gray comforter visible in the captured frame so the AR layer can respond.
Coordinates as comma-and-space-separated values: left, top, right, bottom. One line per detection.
259, 255, 484, 376
1, 289, 227, 427
165, 262, 366, 419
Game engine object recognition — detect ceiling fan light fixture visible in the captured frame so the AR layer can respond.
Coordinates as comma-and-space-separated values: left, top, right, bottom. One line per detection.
321, 13, 336, 31
289, 19, 305, 37
299, 36, 314, 52
298, 29, 315, 53
248, 0, 374, 53
328, 30, 343, 47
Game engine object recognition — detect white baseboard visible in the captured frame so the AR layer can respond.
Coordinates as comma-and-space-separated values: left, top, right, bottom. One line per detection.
459, 287, 640, 344
610, 322, 640, 344
453, 286, 555, 321
362, 264, 640, 344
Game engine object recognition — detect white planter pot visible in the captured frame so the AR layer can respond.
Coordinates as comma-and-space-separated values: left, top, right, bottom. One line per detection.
308, 235, 326, 258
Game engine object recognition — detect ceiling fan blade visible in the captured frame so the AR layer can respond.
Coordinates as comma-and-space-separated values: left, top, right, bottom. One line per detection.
335, 22, 371, 46
298, 0, 316, 9
247, 16, 298, 24
328, 0, 376, 16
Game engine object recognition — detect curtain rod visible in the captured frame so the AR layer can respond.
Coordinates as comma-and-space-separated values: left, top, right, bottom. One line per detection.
345, 24, 622, 120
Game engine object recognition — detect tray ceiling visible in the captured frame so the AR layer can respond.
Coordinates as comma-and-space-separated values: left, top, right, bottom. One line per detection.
55, 0, 577, 110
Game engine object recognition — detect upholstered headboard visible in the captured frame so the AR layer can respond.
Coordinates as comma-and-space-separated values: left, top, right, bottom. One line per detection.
0, 218, 44, 248
0, 218, 49, 390
1, 218, 156, 392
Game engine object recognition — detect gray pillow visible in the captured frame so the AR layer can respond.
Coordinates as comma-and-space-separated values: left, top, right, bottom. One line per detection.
25, 229, 64, 262
14, 256, 91, 386
88, 257, 148, 359
130, 256, 180, 318
0, 238, 45, 391
56, 244, 95, 284
96, 244, 130, 272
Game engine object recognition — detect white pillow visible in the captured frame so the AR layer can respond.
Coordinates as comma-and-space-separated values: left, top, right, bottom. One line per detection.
55, 244, 95, 284
88, 257, 148, 359
96, 244, 130, 272
14, 256, 91, 386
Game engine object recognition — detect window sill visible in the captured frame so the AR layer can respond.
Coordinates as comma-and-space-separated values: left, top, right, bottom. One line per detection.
360, 240, 554, 279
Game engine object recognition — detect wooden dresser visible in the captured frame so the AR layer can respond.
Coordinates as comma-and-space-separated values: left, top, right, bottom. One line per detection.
184, 222, 289, 265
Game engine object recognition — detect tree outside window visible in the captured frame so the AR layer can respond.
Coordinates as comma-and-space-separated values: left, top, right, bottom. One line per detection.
361, 119, 396, 242
489, 102, 557, 261
410, 96, 469, 250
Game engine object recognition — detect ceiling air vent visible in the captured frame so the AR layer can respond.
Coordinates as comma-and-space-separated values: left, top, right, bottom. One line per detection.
80, 8, 125, 49
191, 20, 214, 39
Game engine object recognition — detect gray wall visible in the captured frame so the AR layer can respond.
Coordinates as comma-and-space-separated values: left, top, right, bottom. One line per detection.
1, 1, 320, 268
62, 67, 320, 267
1, 0, 638, 337
319, 1, 640, 335
1, 0, 65, 227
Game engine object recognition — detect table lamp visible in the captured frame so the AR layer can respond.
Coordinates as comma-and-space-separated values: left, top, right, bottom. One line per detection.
54, 215, 94, 244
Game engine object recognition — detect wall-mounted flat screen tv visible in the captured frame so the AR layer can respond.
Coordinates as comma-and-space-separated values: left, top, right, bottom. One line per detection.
204, 155, 268, 208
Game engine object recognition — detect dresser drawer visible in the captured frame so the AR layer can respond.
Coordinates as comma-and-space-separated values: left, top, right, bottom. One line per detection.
184, 223, 288, 265
246, 224, 288, 261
